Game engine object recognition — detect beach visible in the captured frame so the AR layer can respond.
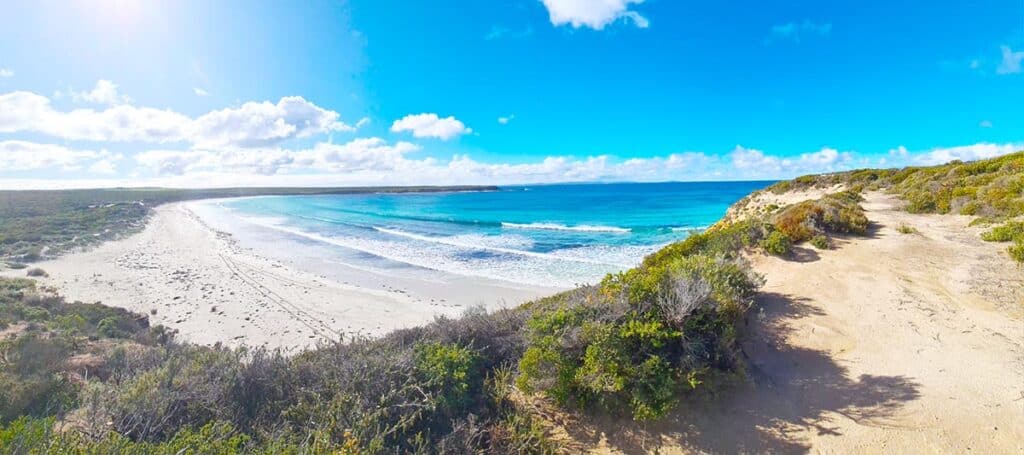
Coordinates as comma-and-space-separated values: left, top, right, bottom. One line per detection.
2, 202, 559, 350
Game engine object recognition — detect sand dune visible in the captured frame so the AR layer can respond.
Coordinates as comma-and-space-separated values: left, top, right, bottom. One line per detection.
544, 192, 1024, 453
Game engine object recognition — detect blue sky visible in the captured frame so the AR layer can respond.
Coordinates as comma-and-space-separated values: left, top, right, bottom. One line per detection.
0, 0, 1022, 188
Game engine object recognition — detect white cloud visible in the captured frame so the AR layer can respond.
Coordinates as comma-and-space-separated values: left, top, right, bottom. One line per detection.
391, 113, 471, 140
0, 140, 117, 172
996, 45, 1023, 75
5, 140, 1022, 189
0, 68, 13, 78
355, 117, 371, 129
979, 120, 993, 128
87, 155, 122, 174
497, 114, 515, 125
193, 87, 209, 96
0, 90, 354, 147
769, 20, 832, 43
0, 91, 190, 142
540, 0, 648, 30
901, 143, 1023, 166
136, 138, 421, 176
191, 96, 354, 147
730, 145, 851, 177
128, 138, 864, 186
72, 79, 132, 105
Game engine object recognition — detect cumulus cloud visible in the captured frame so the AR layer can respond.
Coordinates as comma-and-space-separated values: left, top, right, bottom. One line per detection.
731, 145, 852, 177
193, 87, 209, 96
391, 113, 471, 140
0, 68, 13, 78
0, 91, 189, 142
191, 96, 354, 147
497, 114, 515, 125
6, 139, 1022, 189
71, 79, 132, 105
996, 45, 1023, 75
898, 143, 1024, 166
0, 140, 119, 172
769, 20, 832, 43
136, 138, 421, 176
128, 137, 864, 186
0, 90, 355, 147
540, 0, 648, 30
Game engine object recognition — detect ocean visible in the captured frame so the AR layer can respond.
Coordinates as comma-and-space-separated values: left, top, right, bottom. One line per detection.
193, 181, 771, 288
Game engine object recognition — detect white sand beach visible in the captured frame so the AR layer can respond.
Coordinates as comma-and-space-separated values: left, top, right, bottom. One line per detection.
3, 202, 560, 350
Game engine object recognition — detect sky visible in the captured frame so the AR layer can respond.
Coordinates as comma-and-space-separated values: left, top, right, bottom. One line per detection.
0, 0, 1022, 188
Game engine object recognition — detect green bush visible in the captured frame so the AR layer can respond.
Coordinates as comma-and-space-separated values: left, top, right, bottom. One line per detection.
1009, 240, 1024, 264
415, 342, 482, 414
771, 192, 868, 243
760, 231, 792, 256
896, 224, 918, 235
981, 221, 1024, 242
96, 317, 126, 338
518, 253, 759, 421
0, 334, 79, 423
810, 234, 830, 249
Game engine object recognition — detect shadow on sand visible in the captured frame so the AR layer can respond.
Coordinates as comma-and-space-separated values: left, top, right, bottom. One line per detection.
556, 292, 921, 454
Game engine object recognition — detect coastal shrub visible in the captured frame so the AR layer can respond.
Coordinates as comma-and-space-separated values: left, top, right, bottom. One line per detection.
0, 334, 79, 423
760, 231, 792, 256
518, 254, 759, 421
810, 234, 830, 249
771, 192, 869, 243
1009, 240, 1024, 264
25, 268, 47, 278
896, 224, 918, 235
981, 221, 1024, 242
97, 317, 126, 338
0, 417, 260, 454
642, 218, 769, 267
415, 342, 483, 415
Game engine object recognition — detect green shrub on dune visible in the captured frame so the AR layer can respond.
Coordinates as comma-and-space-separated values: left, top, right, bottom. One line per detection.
982, 221, 1024, 264
771, 191, 868, 243
760, 231, 793, 256
1009, 240, 1024, 263
981, 221, 1024, 243
518, 239, 761, 421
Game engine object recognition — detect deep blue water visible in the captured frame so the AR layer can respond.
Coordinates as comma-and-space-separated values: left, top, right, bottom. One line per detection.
206, 182, 771, 287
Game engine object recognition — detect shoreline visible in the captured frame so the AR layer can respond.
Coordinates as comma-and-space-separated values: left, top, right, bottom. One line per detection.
3, 202, 560, 350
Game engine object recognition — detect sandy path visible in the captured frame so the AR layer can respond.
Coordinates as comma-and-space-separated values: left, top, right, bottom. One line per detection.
3, 203, 552, 350
554, 192, 1024, 453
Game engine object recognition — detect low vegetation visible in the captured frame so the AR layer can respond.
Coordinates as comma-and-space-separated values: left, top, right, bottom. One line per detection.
0, 277, 554, 453
981, 221, 1024, 264
896, 224, 919, 235
764, 151, 1024, 262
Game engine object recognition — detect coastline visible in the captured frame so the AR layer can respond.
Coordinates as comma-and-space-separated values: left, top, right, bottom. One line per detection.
1, 181, 1021, 452
2, 201, 559, 350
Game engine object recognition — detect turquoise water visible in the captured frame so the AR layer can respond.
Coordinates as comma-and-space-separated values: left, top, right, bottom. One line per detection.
211, 182, 770, 287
